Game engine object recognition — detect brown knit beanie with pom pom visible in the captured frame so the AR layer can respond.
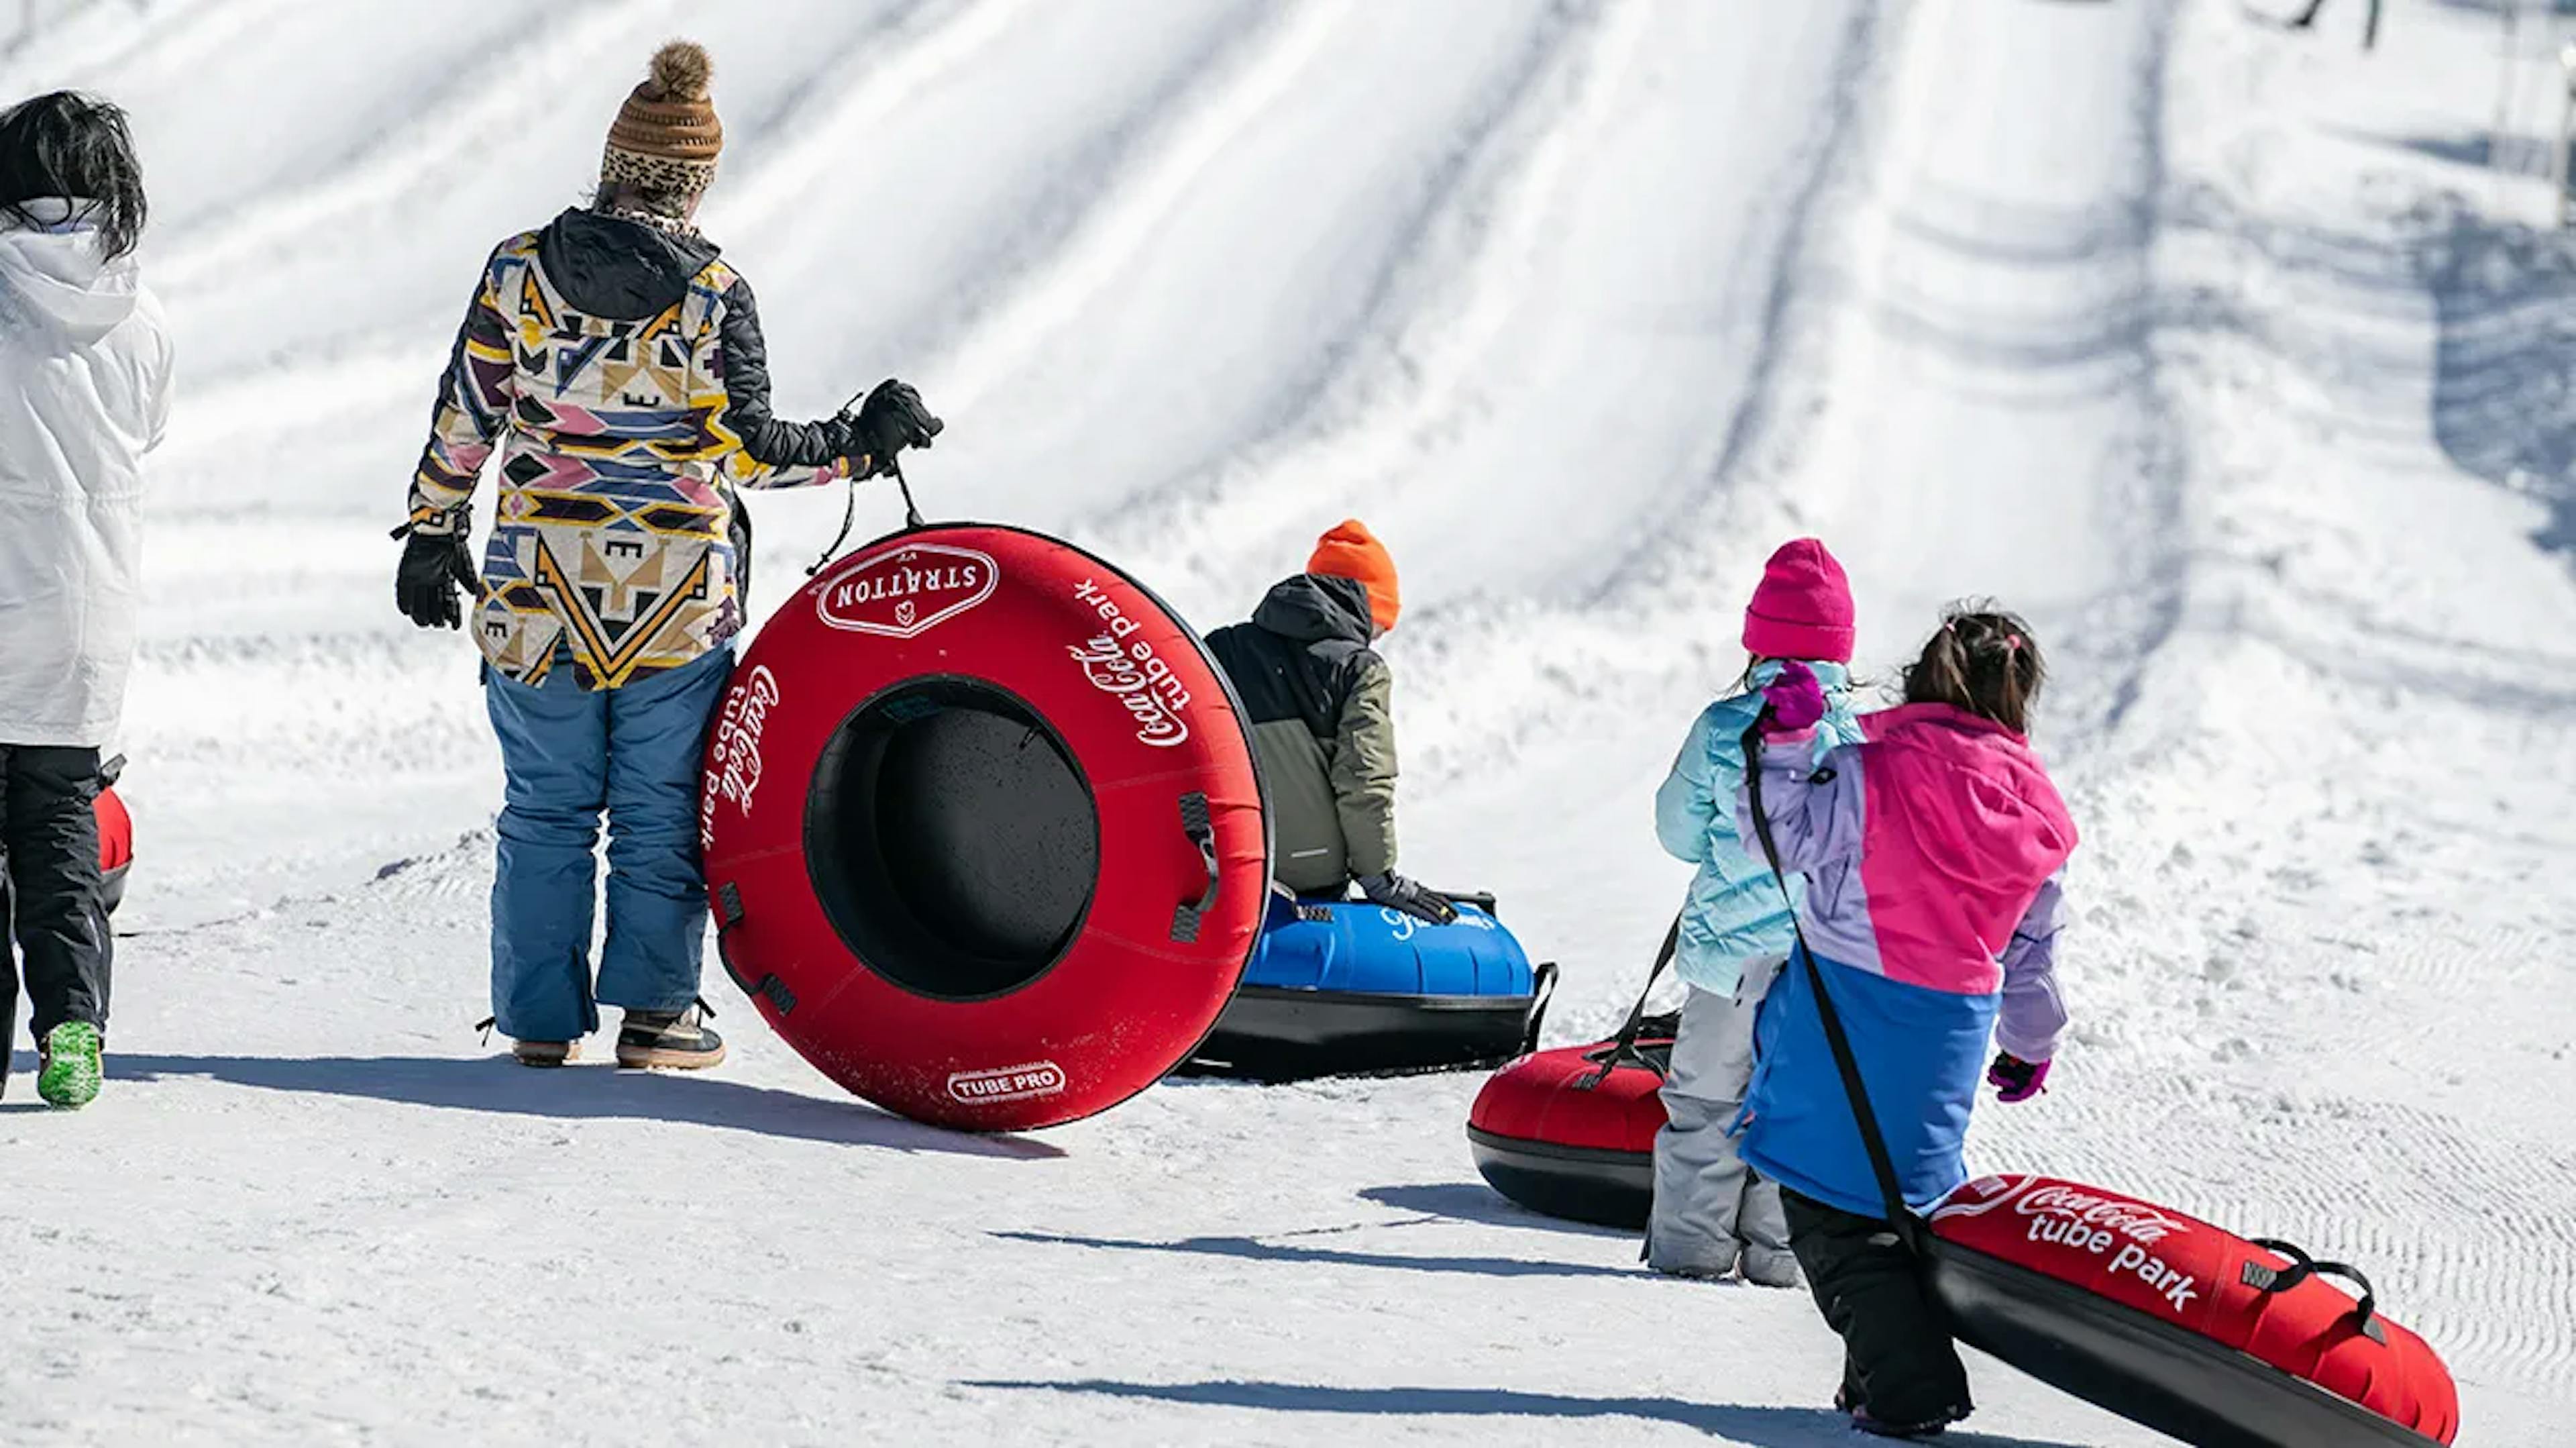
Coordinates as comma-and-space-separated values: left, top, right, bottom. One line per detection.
602, 40, 722, 211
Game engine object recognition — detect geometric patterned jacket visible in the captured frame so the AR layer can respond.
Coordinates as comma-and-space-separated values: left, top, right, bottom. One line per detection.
407, 209, 858, 690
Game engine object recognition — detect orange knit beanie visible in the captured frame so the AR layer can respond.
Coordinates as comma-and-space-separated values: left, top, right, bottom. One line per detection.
1306, 519, 1401, 632
602, 41, 722, 207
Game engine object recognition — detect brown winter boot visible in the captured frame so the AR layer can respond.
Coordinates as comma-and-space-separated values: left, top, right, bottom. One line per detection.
615, 1002, 724, 1070
511, 1039, 579, 1068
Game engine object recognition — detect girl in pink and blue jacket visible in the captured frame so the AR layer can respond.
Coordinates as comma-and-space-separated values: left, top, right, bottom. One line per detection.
1733, 607, 2076, 1440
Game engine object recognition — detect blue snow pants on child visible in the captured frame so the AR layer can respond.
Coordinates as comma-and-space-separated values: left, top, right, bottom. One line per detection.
482, 645, 733, 1043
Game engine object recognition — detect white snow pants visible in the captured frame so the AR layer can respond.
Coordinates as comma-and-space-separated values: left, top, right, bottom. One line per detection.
1648, 957, 1792, 1279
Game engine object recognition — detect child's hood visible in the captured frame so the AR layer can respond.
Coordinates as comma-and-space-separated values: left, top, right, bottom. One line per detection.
0, 203, 142, 343
1252, 572, 1374, 646
1861, 703, 2078, 892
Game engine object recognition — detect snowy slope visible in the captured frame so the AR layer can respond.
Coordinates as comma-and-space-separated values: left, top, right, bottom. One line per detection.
3, 1, 2574, 1443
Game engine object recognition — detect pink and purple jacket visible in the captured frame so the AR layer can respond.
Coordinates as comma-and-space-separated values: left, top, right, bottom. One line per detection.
1731, 703, 2077, 1219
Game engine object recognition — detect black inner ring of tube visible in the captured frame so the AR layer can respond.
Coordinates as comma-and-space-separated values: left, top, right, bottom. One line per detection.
804, 677, 1100, 1001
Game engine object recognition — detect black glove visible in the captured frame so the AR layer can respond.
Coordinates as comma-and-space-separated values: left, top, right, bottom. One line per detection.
395, 528, 482, 631
840, 378, 943, 476
1358, 872, 1458, 926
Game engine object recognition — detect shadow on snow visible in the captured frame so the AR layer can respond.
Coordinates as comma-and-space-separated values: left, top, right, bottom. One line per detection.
23, 1050, 1062, 1158
962, 1380, 2095, 1448
991, 1227, 1640, 1282
2210, 126, 2576, 572
2422, 203, 2576, 561
1357, 1181, 1639, 1241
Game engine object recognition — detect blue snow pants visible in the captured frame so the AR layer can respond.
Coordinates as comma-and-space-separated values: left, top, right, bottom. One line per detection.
482, 645, 733, 1042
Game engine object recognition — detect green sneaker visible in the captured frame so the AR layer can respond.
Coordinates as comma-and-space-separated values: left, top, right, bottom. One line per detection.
38, 1022, 103, 1109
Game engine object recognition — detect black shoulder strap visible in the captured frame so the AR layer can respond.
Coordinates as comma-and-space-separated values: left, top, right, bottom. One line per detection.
1739, 720, 1919, 1237
1578, 915, 1681, 1087
1613, 915, 1681, 1051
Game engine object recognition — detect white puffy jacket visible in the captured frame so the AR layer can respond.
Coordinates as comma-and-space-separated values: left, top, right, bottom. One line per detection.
0, 201, 173, 748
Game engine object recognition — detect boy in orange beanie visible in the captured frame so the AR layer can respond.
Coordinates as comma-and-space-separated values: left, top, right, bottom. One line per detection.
1304, 519, 1401, 631
1205, 521, 1451, 922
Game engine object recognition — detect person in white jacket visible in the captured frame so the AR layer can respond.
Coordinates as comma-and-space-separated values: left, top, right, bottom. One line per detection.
0, 92, 172, 1108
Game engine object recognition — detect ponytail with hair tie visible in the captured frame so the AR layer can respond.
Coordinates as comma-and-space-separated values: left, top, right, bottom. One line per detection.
1902, 604, 2045, 735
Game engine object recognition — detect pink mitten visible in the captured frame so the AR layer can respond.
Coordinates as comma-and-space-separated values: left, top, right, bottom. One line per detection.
1760, 661, 1827, 734
1988, 1053, 2050, 1103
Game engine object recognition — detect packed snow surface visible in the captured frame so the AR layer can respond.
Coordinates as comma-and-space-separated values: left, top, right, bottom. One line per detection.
4, 0, 2574, 1443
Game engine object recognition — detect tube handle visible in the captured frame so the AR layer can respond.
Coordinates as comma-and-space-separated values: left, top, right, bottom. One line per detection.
1170, 792, 1221, 943
2247, 1237, 2382, 1340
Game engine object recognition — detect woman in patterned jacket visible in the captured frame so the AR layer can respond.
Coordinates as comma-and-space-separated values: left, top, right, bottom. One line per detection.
394, 40, 941, 1070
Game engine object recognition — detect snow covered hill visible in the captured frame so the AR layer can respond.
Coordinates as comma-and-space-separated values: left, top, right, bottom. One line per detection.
3, 1, 2573, 1443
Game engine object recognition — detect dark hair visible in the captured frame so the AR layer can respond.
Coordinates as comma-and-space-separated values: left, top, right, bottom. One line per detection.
590, 180, 696, 223
1902, 604, 2045, 734
0, 91, 146, 261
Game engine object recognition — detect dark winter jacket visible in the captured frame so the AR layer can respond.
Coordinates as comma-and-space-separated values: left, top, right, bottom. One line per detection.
407, 208, 857, 690
1205, 574, 1399, 893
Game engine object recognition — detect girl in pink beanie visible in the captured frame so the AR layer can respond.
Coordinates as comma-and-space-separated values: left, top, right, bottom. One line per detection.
1646, 538, 1863, 1286
1741, 538, 1857, 663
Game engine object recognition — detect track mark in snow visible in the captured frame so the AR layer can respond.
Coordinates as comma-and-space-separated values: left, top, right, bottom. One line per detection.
150, 0, 694, 292
1978, 1062, 2576, 1396
2063, 0, 2191, 753
1788, 0, 2190, 763
706, 0, 1044, 237
1077, 0, 1647, 581
754, 0, 1283, 383
1581, 0, 1888, 613
0, 0, 301, 95
922, 0, 1360, 418
1342, 1, 1891, 788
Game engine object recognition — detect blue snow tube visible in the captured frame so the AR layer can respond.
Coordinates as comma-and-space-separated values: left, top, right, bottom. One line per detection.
1185, 891, 1556, 1081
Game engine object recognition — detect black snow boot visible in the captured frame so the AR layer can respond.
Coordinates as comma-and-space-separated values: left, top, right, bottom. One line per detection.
1852, 1406, 1951, 1439
616, 1001, 724, 1070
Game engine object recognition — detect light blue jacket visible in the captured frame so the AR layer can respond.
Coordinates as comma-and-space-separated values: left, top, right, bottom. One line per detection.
1653, 661, 1862, 994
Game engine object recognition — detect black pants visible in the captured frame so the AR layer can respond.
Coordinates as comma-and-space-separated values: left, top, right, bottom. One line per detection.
0, 745, 112, 1044
1782, 1187, 1971, 1427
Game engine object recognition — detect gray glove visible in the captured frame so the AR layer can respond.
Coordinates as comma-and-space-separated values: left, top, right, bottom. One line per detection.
1359, 872, 1457, 925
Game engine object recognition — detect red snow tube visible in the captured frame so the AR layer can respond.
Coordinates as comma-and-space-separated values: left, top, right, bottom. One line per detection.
698, 523, 1268, 1131
1927, 1173, 2461, 1447
95, 758, 131, 915
1731, 737, 2459, 1447
1465, 1021, 1673, 1229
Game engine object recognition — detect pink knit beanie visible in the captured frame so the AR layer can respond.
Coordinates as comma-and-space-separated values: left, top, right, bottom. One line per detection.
1741, 537, 1855, 663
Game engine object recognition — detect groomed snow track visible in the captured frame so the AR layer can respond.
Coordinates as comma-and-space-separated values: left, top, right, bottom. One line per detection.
2, 1, 2571, 1443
